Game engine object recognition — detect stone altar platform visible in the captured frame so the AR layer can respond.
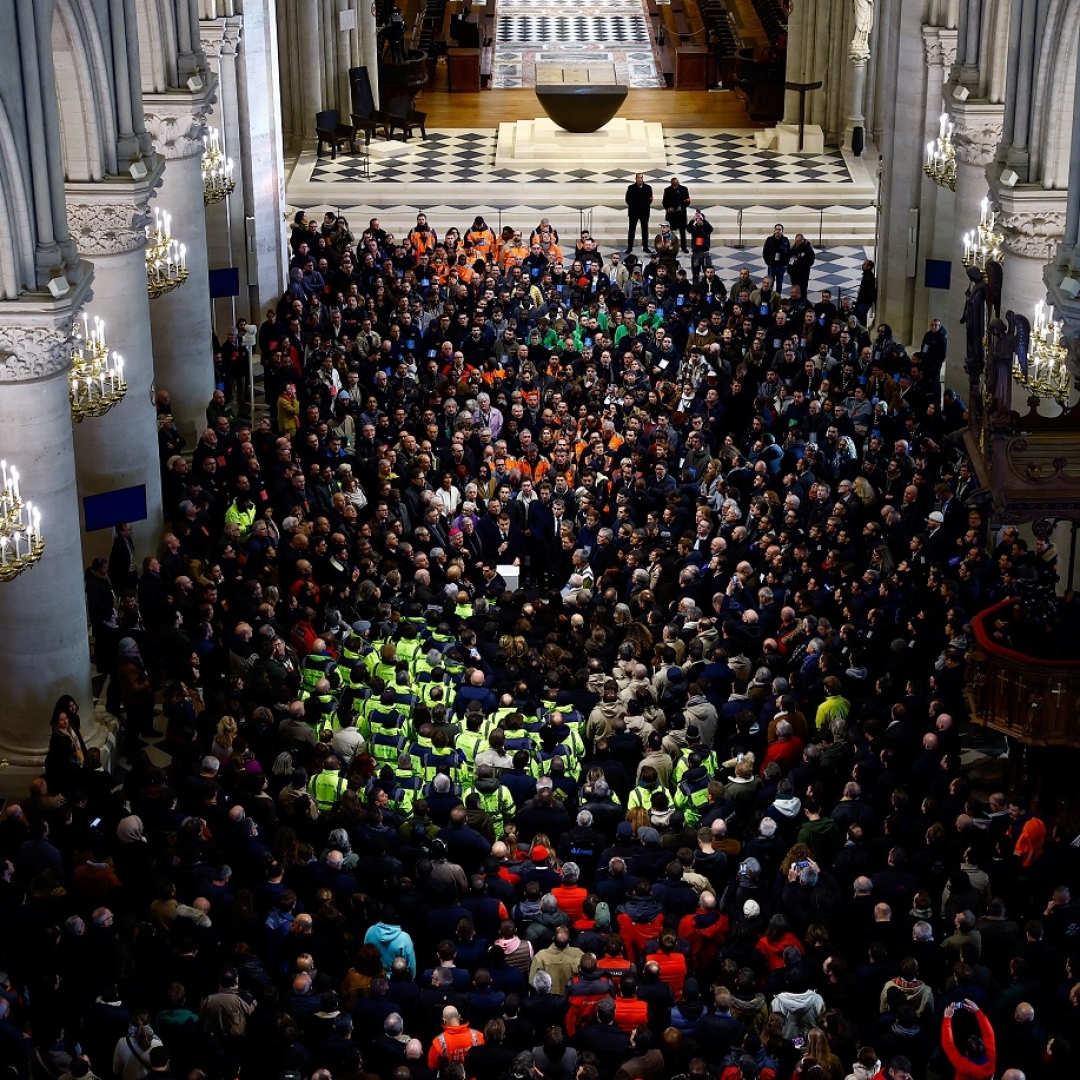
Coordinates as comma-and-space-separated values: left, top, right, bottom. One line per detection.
494, 116, 667, 170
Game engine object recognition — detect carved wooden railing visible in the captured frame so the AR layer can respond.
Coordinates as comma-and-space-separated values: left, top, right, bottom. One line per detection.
966, 598, 1080, 746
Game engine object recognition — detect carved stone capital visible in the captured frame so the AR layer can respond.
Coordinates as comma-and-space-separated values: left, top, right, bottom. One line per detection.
223, 16, 243, 57
199, 28, 225, 58
996, 208, 1067, 261
953, 117, 1003, 166
66, 199, 153, 257
0, 325, 74, 383
143, 80, 219, 160
922, 27, 958, 68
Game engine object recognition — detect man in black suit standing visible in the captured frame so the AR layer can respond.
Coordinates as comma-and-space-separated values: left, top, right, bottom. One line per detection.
662, 176, 691, 251
625, 173, 654, 255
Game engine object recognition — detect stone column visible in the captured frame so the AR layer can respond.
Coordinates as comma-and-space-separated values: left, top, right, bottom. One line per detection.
945, 99, 1003, 386
845, 57, 869, 153
912, 27, 959, 340
200, 16, 245, 332
0, 284, 117, 792
143, 83, 219, 446
990, 189, 1066, 317
297, 0, 324, 143
873, 0, 929, 340
65, 161, 167, 563
1004, 0, 1037, 178
360, 0, 380, 107
959, 0, 983, 85
234, 0, 288, 325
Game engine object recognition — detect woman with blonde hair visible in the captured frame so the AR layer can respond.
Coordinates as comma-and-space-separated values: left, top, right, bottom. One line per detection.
853, 474, 877, 507
806, 1027, 844, 1080
211, 716, 239, 766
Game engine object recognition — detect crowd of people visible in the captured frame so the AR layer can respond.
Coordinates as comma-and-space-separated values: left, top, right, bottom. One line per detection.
3, 205, 1079, 1080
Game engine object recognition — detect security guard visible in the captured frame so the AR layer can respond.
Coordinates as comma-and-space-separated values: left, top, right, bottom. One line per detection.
389, 751, 425, 815
369, 641, 400, 684
421, 729, 464, 782
463, 764, 514, 836
368, 695, 410, 766
455, 712, 487, 782
308, 754, 347, 812
301, 639, 338, 695
673, 756, 713, 827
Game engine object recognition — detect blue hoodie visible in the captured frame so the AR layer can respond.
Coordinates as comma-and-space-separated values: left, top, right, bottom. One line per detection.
364, 921, 416, 978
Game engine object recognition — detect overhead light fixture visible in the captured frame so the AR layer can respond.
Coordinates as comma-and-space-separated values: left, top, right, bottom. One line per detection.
202, 128, 236, 205
925, 112, 957, 191
1014, 301, 1071, 406
0, 460, 44, 583
145, 207, 189, 299
69, 313, 128, 422
961, 197, 1004, 270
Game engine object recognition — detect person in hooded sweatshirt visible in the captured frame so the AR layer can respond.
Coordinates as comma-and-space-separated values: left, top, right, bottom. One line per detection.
766, 779, 803, 843
769, 972, 824, 1040
364, 906, 417, 977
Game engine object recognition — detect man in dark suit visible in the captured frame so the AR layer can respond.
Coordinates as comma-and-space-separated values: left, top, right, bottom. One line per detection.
482, 511, 524, 566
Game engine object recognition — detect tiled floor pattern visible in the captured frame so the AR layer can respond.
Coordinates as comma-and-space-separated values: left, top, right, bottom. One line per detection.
309, 129, 855, 187
492, 0, 663, 88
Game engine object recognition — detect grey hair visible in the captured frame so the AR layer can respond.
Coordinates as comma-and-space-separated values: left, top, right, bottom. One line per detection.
533, 971, 552, 993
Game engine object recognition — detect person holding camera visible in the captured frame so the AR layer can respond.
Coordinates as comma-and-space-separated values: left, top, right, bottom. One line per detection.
687, 210, 714, 283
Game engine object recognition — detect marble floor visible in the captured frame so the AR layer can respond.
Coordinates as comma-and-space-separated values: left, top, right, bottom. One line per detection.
491, 0, 664, 88
306, 129, 858, 188
288, 110, 880, 253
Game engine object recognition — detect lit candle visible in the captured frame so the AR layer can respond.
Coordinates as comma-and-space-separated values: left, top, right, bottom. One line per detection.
32, 508, 40, 544
939, 113, 947, 140
980, 198, 988, 226
2, 459, 9, 493
180, 244, 187, 270
115, 355, 124, 384
926, 142, 934, 167
11, 467, 19, 502
0, 536, 7, 566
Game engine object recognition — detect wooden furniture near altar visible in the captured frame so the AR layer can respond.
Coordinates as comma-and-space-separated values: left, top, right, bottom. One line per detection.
966, 598, 1080, 804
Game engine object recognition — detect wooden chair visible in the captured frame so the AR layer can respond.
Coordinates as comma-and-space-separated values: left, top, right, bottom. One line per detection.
383, 99, 428, 142
350, 111, 386, 145
315, 110, 356, 159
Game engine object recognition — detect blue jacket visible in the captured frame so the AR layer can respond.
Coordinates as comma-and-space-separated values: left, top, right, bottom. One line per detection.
364, 920, 417, 977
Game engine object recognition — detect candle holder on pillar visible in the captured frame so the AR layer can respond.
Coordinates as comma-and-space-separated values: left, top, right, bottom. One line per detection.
924, 112, 957, 190
145, 207, 190, 299
0, 460, 45, 583
202, 128, 236, 206
961, 198, 1005, 271
69, 313, 128, 422
1013, 300, 1073, 406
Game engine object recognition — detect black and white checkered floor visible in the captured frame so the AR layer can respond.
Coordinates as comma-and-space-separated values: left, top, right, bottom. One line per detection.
496, 14, 651, 44
492, 0, 662, 87
706, 247, 870, 300
311, 130, 854, 187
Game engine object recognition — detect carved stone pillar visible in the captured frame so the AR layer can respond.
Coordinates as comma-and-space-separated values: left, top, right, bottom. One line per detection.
913, 27, 959, 339
945, 98, 1003, 386
0, 283, 118, 792
200, 16, 245, 332
990, 188, 1067, 317
66, 160, 167, 563
143, 82, 219, 445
